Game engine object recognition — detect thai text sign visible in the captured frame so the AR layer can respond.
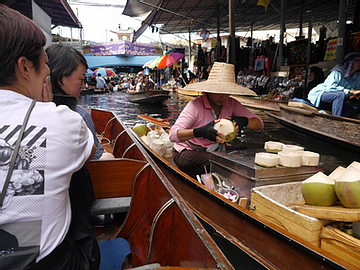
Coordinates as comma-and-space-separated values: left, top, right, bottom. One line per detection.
324, 38, 337, 61
91, 41, 155, 56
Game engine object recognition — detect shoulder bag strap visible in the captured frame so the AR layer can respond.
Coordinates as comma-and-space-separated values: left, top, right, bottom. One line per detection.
0, 99, 36, 207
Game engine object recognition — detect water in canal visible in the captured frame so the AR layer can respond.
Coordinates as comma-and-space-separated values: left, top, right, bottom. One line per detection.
79, 91, 359, 174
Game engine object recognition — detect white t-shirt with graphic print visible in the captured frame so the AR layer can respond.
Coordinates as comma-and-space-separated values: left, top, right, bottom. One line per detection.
0, 90, 94, 266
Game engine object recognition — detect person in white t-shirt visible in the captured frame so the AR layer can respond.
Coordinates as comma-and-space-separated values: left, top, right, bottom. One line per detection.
0, 5, 98, 270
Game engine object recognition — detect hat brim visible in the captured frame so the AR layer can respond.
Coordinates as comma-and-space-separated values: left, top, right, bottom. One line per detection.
182, 81, 257, 96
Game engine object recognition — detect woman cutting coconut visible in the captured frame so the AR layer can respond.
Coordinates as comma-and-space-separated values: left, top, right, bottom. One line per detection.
169, 62, 263, 179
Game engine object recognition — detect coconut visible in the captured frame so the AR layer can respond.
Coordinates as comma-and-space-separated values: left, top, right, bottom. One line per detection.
278, 151, 302, 167
301, 172, 337, 206
328, 166, 346, 181
264, 141, 284, 153
282, 144, 304, 153
255, 152, 280, 167
335, 166, 360, 208
133, 124, 148, 137
347, 161, 360, 171
301, 151, 320, 166
213, 119, 237, 142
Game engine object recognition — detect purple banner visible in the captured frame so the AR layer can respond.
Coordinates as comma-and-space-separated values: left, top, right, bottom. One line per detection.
91, 41, 155, 56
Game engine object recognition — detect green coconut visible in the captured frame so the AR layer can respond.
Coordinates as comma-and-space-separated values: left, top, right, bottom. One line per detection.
301, 172, 337, 206
328, 166, 346, 181
348, 161, 360, 171
213, 119, 237, 142
133, 124, 148, 137
335, 166, 360, 208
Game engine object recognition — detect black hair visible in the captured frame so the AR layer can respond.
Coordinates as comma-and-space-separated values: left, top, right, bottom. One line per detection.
45, 44, 88, 94
0, 4, 46, 86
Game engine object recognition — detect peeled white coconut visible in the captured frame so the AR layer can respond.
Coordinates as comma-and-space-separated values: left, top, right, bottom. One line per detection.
255, 152, 280, 167
301, 151, 320, 166
282, 144, 304, 153
150, 139, 165, 156
213, 119, 237, 142
335, 166, 360, 208
328, 166, 346, 181
278, 151, 302, 167
347, 161, 360, 171
301, 172, 337, 206
133, 124, 148, 137
264, 141, 284, 153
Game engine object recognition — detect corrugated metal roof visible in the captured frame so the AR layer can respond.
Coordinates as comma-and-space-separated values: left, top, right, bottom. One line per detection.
2, 0, 82, 28
124, 0, 357, 35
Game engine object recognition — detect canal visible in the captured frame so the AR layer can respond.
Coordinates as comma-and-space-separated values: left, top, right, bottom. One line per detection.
79, 91, 359, 175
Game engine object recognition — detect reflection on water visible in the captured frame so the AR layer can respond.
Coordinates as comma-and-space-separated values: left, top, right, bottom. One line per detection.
79, 91, 359, 174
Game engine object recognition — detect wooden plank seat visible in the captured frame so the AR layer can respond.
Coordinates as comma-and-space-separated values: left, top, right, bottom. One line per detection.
86, 158, 148, 217
91, 197, 131, 216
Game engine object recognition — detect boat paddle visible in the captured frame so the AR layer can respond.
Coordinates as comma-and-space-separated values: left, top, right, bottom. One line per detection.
137, 115, 171, 129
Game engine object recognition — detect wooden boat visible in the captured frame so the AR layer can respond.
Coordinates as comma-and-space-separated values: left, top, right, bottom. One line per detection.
88, 108, 355, 269
81, 87, 95, 95
126, 90, 170, 105
86, 108, 232, 269
231, 95, 287, 112
266, 103, 360, 152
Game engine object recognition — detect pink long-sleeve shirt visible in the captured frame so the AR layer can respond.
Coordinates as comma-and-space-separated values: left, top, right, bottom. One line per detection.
169, 94, 263, 152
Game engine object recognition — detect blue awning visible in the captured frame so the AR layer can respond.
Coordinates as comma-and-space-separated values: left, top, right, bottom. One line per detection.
84, 54, 159, 69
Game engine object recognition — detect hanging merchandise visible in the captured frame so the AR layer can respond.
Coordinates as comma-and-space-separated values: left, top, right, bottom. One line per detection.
200, 29, 210, 42
257, 0, 270, 11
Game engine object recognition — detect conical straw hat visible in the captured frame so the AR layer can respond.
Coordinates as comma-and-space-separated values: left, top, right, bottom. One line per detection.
183, 62, 256, 96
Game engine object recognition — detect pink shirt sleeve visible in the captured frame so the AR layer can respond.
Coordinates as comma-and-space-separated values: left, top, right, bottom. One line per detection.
169, 95, 263, 152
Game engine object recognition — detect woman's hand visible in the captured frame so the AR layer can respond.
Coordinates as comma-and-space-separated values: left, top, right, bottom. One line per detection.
40, 76, 53, 102
349, 90, 360, 99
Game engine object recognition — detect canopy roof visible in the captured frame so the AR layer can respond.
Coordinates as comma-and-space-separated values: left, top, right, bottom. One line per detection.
123, 0, 357, 35
2, 0, 82, 28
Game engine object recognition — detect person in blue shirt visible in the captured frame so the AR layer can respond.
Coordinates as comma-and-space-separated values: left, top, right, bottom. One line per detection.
308, 52, 360, 117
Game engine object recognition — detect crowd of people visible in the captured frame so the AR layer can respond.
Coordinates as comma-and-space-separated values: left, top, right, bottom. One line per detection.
89, 73, 157, 93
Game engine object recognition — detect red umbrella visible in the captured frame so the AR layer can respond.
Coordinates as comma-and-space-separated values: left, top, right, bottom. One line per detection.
95, 67, 117, 77
157, 48, 185, 69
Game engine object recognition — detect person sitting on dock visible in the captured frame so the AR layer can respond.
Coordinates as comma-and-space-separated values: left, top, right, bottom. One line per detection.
169, 62, 263, 179
0, 5, 99, 269
308, 52, 360, 117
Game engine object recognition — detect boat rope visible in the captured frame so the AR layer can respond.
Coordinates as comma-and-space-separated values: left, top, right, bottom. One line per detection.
96, 116, 116, 146
145, 198, 175, 264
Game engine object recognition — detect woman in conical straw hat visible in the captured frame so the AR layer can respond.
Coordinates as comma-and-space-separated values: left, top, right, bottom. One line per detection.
169, 62, 263, 179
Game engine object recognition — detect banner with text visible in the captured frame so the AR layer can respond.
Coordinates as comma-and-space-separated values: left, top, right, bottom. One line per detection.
91, 41, 155, 56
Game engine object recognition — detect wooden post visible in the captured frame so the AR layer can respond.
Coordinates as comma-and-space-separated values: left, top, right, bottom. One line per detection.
229, 0, 236, 64
336, 0, 347, 64
277, 0, 285, 70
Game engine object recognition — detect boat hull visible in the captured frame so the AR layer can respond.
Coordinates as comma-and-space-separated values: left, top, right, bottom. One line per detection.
86, 109, 233, 269
266, 104, 360, 151
88, 108, 355, 269
231, 95, 286, 111
126, 90, 170, 105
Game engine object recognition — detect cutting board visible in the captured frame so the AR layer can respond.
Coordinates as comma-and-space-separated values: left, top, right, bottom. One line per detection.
288, 201, 360, 222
